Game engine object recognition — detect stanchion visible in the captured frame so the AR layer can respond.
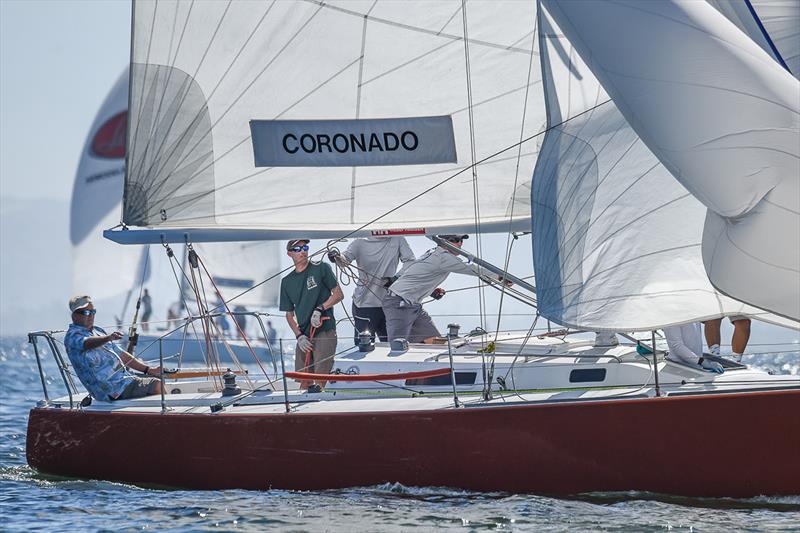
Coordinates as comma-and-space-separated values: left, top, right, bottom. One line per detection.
447, 336, 460, 408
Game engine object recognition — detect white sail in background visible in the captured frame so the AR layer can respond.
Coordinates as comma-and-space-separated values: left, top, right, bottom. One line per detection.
124, 1, 543, 236
542, 0, 800, 322
71, 70, 143, 306
531, 5, 785, 331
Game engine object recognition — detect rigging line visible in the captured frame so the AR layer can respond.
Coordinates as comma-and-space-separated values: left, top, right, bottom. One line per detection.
352, 150, 537, 190
360, 38, 460, 87
350, 7, 371, 225
149, 100, 614, 311
130, 0, 232, 183
503, 313, 542, 401
197, 254, 273, 386
450, 80, 544, 116
462, 0, 487, 343
437, 5, 462, 35
135, 1, 277, 187
494, 9, 540, 353
163, 244, 208, 368
188, 252, 218, 376
303, 0, 536, 55
193, 259, 237, 389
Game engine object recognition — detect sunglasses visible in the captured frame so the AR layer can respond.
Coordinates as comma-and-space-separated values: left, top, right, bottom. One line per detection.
76, 309, 97, 316
289, 245, 310, 252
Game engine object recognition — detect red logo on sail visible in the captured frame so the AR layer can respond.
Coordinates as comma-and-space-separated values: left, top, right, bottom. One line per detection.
91, 111, 127, 158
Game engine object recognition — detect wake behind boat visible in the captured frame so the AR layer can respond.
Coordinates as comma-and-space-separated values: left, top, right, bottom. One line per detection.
27, 0, 800, 497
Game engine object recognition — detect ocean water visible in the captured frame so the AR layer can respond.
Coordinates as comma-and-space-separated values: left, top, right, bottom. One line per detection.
2, 335, 799, 532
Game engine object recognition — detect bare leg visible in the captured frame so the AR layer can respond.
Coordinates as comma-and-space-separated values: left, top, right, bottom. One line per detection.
702, 319, 722, 349
731, 318, 751, 355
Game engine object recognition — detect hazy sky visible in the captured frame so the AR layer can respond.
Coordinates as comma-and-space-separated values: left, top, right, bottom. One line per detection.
0, 1, 131, 333
1, 0, 131, 202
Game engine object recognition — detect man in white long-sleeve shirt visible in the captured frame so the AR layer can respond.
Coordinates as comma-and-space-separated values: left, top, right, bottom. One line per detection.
382, 234, 507, 343
663, 322, 724, 373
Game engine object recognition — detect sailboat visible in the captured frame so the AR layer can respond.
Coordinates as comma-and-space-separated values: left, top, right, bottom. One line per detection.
27, 0, 800, 496
70, 68, 286, 368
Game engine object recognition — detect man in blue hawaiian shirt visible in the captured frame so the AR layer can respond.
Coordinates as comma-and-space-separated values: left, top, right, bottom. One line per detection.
64, 295, 163, 401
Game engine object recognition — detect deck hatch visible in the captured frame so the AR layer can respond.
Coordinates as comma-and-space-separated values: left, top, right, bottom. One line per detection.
569, 368, 607, 383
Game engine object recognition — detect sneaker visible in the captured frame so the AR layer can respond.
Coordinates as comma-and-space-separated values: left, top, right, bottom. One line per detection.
709, 344, 720, 356
307, 384, 323, 393
732, 353, 743, 363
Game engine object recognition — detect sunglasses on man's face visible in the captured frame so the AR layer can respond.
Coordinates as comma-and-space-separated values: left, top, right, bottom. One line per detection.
76, 309, 97, 316
289, 245, 309, 252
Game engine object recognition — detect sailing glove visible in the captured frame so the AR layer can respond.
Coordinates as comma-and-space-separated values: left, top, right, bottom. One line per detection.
297, 335, 313, 352
310, 306, 324, 328
430, 288, 446, 300
327, 249, 340, 263
700, 358, 724, 374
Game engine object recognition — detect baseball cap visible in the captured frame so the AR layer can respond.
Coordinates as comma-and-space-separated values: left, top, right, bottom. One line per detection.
69, 295, 93, 313
439, 234, 469, 243
286, 239, 310, 250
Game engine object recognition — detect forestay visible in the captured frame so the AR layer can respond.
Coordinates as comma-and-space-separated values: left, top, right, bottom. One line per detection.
543, 0, 800, 322
123, 0, 544, 237
530, 4, 787, 331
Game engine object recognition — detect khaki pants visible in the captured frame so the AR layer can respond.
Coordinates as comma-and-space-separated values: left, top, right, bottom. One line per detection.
294, 328, 337, 375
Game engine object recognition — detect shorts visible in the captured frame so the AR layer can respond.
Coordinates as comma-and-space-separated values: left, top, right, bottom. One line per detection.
382, 293, 440, 343
116, 377, 160, 400
295, 328, 337, 375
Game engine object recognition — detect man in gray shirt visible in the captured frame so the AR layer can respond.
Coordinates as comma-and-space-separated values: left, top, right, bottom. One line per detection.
382, 234, 506, 343
331, 236, 415, 344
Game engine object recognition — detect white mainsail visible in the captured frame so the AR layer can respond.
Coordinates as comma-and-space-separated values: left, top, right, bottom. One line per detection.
124, 0, 542, 236
542, 0, 800, 322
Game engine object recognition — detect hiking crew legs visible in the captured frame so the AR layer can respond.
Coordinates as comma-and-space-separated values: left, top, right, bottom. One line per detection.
382, 293, 440, 343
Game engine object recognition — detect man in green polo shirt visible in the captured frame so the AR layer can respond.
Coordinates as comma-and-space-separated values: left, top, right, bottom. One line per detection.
280, 239, 343, 391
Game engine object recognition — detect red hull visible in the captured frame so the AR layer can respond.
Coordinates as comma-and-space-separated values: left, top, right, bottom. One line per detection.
26, 390, 800, 496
